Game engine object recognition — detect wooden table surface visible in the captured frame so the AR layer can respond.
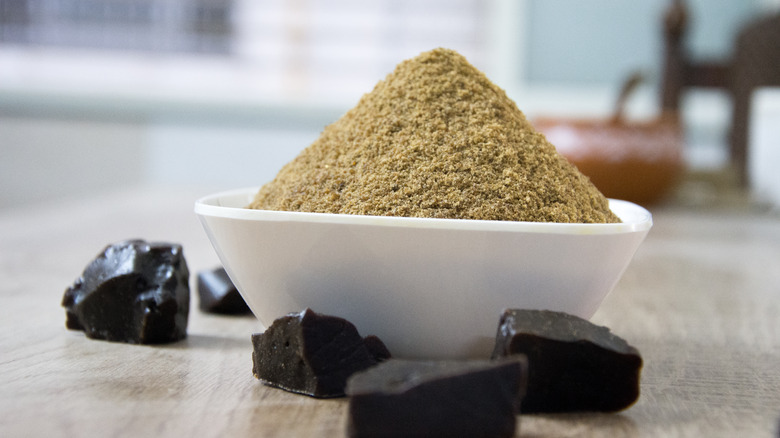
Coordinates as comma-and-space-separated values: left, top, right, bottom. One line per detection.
1, 185, 779, 437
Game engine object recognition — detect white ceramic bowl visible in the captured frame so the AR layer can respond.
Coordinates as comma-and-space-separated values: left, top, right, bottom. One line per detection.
195, 187, 652, 359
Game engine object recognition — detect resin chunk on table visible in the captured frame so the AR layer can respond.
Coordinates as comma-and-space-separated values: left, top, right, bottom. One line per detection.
346, 357, 527, 438
197, 267, 250, 314
62, 239, 189, 344
491, 309, 642, 412
252, 308, 391, 398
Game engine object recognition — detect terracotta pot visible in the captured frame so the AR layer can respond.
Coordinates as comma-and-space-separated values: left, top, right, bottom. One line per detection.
535, 115, 684, 206
534, 72, 685, 206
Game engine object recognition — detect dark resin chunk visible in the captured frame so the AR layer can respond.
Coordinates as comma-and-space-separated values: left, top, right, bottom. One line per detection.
251, 308, 391, 398
62, 239, 189, 344
197, 267, 250, 314
346, 357, 527, 438
491, 309, 642, 413
362, 335, 392, 362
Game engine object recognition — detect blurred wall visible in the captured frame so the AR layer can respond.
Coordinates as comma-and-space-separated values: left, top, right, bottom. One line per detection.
0, 117, 145, 207
1, 0, 777, 209
0, 115, 327, 209
524, 0, 765, 86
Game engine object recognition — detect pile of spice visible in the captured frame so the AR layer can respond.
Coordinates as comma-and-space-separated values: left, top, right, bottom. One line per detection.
249, 48, 620, 223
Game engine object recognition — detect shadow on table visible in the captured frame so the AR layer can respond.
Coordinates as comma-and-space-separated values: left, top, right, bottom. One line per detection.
162, 333, 251, 351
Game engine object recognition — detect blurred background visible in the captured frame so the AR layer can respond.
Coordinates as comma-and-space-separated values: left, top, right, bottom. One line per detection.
1, 0, 779, 209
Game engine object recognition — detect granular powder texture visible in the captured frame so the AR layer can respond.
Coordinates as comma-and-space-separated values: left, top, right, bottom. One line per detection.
249, 48, 620, 223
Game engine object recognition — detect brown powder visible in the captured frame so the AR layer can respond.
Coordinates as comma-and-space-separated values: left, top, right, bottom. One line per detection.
249, 48, 620, 224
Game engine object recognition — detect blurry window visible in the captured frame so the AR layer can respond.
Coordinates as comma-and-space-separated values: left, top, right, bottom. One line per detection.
0, 0, 234, 54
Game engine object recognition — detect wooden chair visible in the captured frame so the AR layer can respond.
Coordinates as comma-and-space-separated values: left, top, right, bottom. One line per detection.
661, 0, 780, 186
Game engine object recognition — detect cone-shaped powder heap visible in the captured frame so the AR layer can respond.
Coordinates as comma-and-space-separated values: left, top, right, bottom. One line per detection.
249, 48, 620, 223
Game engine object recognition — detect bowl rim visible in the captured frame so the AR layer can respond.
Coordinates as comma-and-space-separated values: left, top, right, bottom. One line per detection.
195, 187, 652, 235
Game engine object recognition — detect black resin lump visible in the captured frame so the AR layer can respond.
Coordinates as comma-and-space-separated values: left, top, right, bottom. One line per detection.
252, 308, 391, 398
62, 239, 189, 344
491, 309, 642, 413
362, 335, 392, 362
197, 267, 251, 314
346, 358, 527, 438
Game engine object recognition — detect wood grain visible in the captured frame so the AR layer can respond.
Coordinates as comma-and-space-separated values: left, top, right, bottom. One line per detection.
1, 187, 779, 437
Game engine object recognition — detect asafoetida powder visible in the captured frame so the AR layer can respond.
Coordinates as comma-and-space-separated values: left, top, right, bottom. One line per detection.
249, 48, 620, 224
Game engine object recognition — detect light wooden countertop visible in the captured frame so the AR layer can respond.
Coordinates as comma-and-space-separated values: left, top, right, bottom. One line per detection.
1, 186, 779, 437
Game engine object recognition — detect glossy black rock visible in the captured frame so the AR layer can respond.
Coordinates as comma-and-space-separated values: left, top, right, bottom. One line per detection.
197, 267, 250, 314
62, 239, 190, 344
252, 308, 391, 398
346, 357, 527, 438
491, 309, 642, 413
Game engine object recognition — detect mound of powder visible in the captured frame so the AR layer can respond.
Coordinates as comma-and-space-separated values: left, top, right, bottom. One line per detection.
249, 48, 620, 224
